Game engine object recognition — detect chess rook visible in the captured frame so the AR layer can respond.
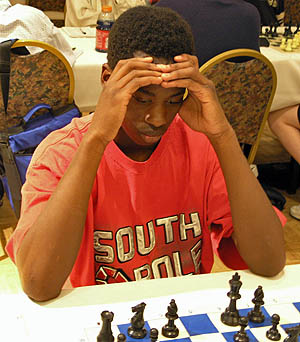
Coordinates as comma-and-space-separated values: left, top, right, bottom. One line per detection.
97, 310, 114, 342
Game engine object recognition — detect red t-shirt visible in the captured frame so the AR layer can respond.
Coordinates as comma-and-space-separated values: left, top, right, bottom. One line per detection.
6, 114, 285, 287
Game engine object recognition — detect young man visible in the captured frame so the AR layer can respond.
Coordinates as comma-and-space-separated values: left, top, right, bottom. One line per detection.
6, 6, 286, 302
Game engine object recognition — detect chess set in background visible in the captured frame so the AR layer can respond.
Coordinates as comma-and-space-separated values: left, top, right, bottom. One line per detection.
261, 25, 300, 52
90, 272, 300, 342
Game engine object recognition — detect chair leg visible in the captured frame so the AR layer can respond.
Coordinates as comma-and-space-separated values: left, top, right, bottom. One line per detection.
287, 157, 300, 194
0, 228, 8, 261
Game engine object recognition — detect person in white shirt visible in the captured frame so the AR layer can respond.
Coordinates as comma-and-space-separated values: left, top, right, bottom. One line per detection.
65, 0, 149, 27
0, 0, 76, 66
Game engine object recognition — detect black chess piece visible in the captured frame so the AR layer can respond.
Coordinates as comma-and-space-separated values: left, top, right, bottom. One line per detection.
283, 324, 300, 342
286, 24, 293, 38
266, 314, 281, 341
127, 302, 147, 339
97, 310, 114, 342
161, 299, 179, 338
233, 316, 249, 342
273, 23, 279, 37
221, 272, 242, 326
265, 26, 271, 37
149, 328, 159, 342
248, 286, 265, 323
117, 333, 126, 342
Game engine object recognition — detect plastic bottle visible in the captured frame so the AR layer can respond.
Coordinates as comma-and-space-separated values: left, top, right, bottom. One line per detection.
95, 5, 114, 52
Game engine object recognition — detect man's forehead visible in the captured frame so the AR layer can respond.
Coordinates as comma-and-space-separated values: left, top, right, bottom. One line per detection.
137, 85, 185, 97
133, 50, 172, 64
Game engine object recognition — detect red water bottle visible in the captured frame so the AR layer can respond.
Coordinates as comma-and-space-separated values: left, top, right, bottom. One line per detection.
96, 5, 114, 52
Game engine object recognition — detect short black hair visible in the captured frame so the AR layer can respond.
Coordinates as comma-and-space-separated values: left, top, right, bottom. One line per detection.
107, 6, 196, 69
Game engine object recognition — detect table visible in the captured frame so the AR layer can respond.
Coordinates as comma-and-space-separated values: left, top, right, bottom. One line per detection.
61, 28, 300, 113
261, 25, 300, 111
2, 264, 300, 341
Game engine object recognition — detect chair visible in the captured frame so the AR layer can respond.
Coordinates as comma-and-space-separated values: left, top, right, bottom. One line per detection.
199, 48, 277, 165
0, 39, 75, 219
26, 0, 66, 27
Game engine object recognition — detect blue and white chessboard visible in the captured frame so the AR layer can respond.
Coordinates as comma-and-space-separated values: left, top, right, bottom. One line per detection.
84, 301, 300, 342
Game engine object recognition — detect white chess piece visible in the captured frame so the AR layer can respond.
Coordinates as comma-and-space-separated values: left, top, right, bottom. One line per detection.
280, 37, 286, 50
285, 39, 293, 52
292, 37, 298, 49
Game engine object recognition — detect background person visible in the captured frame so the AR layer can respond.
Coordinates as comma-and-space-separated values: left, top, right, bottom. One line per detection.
155, 0, 261, 66
0, 0, 76, 65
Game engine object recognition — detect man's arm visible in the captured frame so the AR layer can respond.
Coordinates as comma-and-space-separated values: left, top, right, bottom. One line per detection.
16, 57, 163, 302
158, 54, 286, 277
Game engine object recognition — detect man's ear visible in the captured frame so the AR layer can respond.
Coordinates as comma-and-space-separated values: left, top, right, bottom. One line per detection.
101, 63, 112, 84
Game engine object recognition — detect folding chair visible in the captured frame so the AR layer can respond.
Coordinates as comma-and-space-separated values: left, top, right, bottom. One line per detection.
199, 48, 277, 165
0, 39, 75, 218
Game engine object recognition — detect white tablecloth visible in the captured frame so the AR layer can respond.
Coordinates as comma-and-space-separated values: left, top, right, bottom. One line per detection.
2, 264, 300, 341
61, 28, 300, 113
60, 28, 107, 112
261, 46, 300, 111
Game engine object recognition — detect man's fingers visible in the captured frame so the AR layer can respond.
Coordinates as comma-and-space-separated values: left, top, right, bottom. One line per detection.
116, 68, 162, 89
110, 57, 163, 82
121, 75, 163, 97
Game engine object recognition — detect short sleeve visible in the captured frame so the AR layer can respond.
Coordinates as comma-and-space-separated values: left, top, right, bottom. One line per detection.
5, 122, 81, 263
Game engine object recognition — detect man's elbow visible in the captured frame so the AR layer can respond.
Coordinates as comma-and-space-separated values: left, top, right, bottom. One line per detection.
20, 272, 62, 302
250, 253, 286, 278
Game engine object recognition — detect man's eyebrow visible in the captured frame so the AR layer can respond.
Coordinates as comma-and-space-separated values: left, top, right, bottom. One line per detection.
171, 90, 185, 97
137, 89, 185, 97
137, 88, 154, 96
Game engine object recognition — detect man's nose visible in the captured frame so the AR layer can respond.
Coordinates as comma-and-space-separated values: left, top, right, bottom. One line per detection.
145, 104, 168, 128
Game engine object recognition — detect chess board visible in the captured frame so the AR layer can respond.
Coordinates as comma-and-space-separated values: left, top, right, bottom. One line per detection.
83, 292, 300, 342
6, 266, 300, 342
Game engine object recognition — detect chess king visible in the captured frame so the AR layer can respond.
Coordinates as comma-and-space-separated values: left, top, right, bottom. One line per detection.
6, 5, 286, 301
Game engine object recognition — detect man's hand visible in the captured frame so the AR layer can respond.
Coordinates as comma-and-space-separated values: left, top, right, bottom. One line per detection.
158, 54, 232, 140
88, 57, 163, 145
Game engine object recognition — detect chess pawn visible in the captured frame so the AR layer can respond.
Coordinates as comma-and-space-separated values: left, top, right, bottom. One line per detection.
233, 316, 249, 342
292, 38, 298, 49
266, 314, 281, 341
117, 333, 126, 342
150, 328, 159, 342
285, 39, 293, 52
280, 37, 286, 50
